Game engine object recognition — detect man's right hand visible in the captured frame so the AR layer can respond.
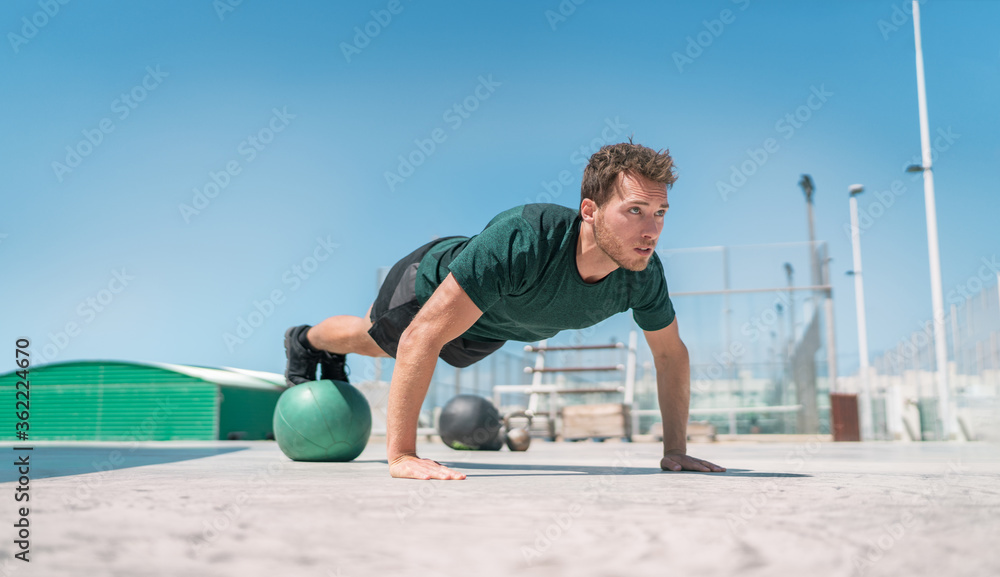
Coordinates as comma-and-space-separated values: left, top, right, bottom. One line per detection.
386, 274, 482, 481
389, 455, 467, 480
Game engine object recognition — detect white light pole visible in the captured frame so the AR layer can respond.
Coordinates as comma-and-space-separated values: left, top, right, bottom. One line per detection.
910, 0, 951, 439
848, 184, 873, 440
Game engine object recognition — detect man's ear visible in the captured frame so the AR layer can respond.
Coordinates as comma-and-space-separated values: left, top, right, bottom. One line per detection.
580, 198, 597, 224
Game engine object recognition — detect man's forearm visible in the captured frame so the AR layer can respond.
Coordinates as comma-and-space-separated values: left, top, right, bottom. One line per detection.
386, 330, 442, 461
655, 349, 691, 455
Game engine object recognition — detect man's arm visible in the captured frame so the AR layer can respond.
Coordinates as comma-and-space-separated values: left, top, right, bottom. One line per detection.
386, 273, 483, 480
644, 318, 726, 473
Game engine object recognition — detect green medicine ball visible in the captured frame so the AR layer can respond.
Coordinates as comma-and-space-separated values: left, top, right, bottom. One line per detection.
273, 380, 372, 462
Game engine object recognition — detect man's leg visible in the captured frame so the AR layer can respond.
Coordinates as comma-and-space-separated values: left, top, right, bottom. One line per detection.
284, 305, 389, 387
306, 305, 389, 358
287, 237, 452, 386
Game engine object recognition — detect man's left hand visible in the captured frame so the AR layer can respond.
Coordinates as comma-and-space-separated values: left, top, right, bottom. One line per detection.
660, 451, 726, 473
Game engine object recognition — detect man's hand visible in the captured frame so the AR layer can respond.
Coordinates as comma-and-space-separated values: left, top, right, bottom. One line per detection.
389, 454, 467, 480
645, 320, 725, 474
386, 274, 482, 477
660, 450, 726, 473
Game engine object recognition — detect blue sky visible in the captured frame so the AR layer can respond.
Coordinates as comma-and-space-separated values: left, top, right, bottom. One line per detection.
2, 0, 998, 381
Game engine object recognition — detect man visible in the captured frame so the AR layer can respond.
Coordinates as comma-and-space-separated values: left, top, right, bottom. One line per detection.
284, 141, 726, 480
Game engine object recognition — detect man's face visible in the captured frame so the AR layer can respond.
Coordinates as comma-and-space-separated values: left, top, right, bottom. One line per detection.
592, 172, 668, 272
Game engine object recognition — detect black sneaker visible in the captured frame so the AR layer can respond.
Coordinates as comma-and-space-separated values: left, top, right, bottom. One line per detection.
319, 351, 350, 383
284, 325, 322, 387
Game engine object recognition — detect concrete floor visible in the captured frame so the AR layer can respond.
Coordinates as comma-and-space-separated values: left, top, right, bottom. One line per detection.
2, 439, 998, 577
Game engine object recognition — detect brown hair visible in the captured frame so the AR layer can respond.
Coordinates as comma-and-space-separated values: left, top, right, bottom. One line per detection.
581, 138, 676, 207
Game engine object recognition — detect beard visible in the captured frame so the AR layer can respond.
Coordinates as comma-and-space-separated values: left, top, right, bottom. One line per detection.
593, 212, 654, 272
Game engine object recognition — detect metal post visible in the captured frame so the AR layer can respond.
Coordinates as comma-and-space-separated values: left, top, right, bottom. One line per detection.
993, 332, 1000, 377
849, 191, 873, 440
776, 304, 787, 404
822, 247, 839, 395
624, 331, 638, 438
722, 246, 733, 378
889, 381, 906, 442
950, 303, 960, 371
531, 340, 552, 438
966, 293, 974, 376
912, 0, 952, 439
784, 264, 796, 355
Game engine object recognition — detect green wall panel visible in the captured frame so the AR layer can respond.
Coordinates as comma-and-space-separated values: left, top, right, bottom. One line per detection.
217, 385, 283, 440
0, 361, 218, 441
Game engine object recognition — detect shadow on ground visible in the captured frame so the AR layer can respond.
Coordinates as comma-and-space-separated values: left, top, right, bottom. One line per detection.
0, 445, 247, 482
359, 460, 811, 478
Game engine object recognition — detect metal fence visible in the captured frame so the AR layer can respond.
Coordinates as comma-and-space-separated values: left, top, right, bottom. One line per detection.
655, 242, 836, 435
842, 274, 1000, 441
359, 241, 839, 437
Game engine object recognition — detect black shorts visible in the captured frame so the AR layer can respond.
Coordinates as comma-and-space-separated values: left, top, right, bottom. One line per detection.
368, 237, 506, 368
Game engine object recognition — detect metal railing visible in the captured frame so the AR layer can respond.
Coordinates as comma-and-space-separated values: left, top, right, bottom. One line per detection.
633, 404, 803, 435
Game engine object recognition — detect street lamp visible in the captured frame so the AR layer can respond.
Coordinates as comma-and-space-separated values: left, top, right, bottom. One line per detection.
799, 175, 821, 290
848, 184, 873, 440
798, 174, 841, 401
909, 0, 951, 439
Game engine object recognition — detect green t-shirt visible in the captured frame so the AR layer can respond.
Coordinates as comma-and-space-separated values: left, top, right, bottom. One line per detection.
414, 203, 675, 342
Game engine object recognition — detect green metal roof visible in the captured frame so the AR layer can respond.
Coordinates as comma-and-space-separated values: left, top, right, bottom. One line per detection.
0, 360, 285, 390
0, 360, 285, 441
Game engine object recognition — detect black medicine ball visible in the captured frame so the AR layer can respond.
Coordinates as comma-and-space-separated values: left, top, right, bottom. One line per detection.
438, 394, 506, 451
